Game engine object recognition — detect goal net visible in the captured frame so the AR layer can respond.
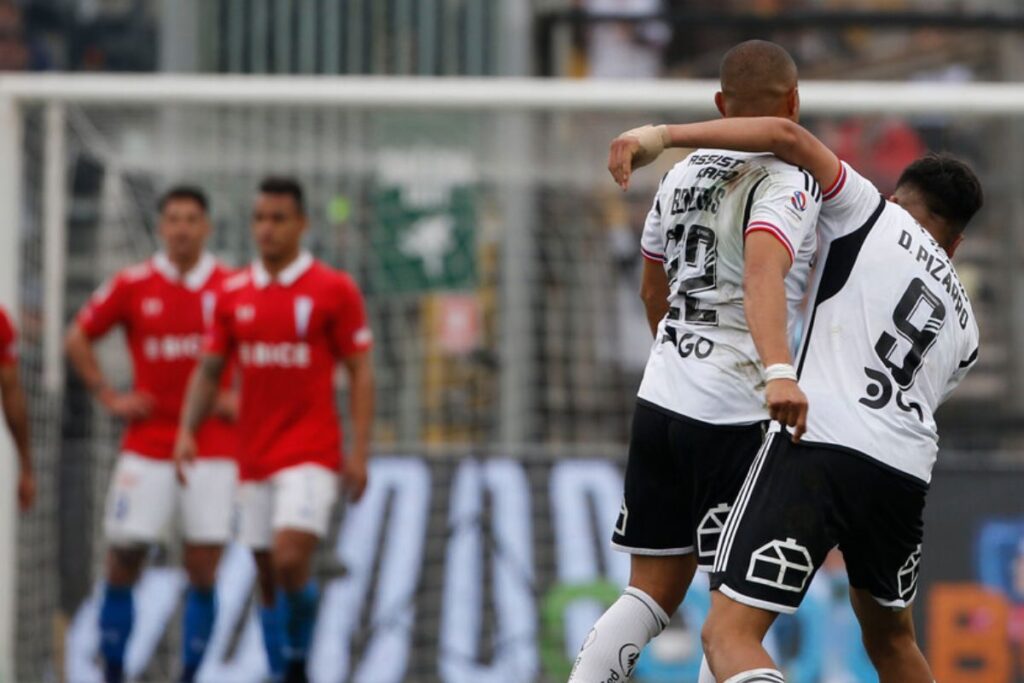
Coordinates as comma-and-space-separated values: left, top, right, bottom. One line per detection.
1, 75, 1020, 683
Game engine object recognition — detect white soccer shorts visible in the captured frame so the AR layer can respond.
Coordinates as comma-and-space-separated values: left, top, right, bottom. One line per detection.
103, 452, 238, 546
237, 463, 339, 550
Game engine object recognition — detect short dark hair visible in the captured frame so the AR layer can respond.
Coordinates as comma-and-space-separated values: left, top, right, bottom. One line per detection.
719, 40, 798, 116
158, 185, 208, 213
896, 153, 983, 235
259, 176, 306, 214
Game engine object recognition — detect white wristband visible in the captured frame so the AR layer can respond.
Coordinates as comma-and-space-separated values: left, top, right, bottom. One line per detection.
620, 124, 671, 168
764, 363, 798, 383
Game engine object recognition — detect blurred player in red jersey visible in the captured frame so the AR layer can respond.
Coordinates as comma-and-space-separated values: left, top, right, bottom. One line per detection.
0, 306, 34, 512
175, 177, 375, 683
65, 187, 237, 683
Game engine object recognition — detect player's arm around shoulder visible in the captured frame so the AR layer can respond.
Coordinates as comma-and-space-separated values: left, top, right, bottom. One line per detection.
608, 118, 842, 196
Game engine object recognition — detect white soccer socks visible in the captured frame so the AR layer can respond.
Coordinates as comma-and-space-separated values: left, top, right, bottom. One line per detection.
722, 669, 785, 683
567, 586, 670, 682
697, 656, 716, 683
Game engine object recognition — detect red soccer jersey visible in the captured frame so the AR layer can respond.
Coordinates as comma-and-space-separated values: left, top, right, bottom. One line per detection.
76, 253, 237, 460
205, 253, 372, 481
0, 307, 17, 366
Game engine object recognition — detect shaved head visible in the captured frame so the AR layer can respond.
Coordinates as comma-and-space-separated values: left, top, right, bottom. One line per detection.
718, 40, 799, 119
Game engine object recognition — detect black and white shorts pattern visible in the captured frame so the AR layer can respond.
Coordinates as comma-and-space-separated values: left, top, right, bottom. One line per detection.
611, 399, 766, 571
710, 428, 928, 613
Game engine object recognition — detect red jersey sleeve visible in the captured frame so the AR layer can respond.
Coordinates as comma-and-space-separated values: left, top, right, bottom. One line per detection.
0, 308, 17, 366
330, 274, 373, 358
77, 275, 130, 339
203, 288, 236, 357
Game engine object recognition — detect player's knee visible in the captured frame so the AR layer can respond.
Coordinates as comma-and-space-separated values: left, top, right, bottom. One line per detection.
701, 602, 762, 662
628, 581, 684, 617
272, 546, 310, 590
107, 545, 146, 585
184, 557, 218, 590
628, 554, 694, 614
700, 608, 731, 661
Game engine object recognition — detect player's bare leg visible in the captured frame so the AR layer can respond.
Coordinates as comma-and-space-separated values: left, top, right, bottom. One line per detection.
273, 529, 320, 682
567, 554, 695, 682
849, 588, 932, 683
630, 554, 696, 612
100, 546, 145, 683
183, 543, 221, 588
180, 543, 223, 682
701, 591, 782, 681
254, 549, 277, 605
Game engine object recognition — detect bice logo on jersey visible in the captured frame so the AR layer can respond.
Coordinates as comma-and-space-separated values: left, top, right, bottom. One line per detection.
143, 334, 203, 361
239, 341, 312, 368
790, 190, 808, 212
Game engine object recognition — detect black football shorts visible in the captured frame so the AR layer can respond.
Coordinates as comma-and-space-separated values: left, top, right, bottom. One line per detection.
611, 399, 766, 571
710, 429, 927, 613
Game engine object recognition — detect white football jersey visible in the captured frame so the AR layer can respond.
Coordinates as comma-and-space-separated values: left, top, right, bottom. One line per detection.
796, 162, 980, 483
637, 149, 821, 424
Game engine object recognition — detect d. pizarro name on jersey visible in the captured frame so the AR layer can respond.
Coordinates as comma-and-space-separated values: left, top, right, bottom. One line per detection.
896, 225, 972, 331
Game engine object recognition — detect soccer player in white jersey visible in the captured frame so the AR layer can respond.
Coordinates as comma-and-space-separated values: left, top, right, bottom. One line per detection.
613, 120, 982, 682
567, 41, 821, 683
65, 187, 238, 683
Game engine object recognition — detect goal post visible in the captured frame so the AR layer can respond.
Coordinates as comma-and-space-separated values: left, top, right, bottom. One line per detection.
5, 73, 1024, 111
0, 90, 21, 683
0, 73, 1022, 682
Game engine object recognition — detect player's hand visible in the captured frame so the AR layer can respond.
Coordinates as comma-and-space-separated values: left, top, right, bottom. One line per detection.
765, 378, 808, 442
17, 468, 35, 512
99, 389, 155, 421
212, 390, 239, 422
173, 430, 198, 485
341, 457, 368, 503
608, 124, 669, 191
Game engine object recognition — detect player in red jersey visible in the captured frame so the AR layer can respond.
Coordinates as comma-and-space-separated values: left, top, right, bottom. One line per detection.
175, 177, 375, 683
65, 187, 237, 683
0, 306, 34, 512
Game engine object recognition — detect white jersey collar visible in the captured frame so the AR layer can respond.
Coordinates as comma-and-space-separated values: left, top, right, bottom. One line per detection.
152, 251, 217, 292
251, 251, 314, 289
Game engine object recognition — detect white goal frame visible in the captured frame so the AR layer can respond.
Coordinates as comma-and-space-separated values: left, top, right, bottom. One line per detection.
0, 73, 1022, 680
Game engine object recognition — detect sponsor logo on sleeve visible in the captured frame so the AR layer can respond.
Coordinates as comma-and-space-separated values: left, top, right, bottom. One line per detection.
354, 327, 374, 347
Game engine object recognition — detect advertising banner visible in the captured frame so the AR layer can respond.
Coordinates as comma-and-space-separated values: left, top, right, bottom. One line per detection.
63, 456, 1024, 682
